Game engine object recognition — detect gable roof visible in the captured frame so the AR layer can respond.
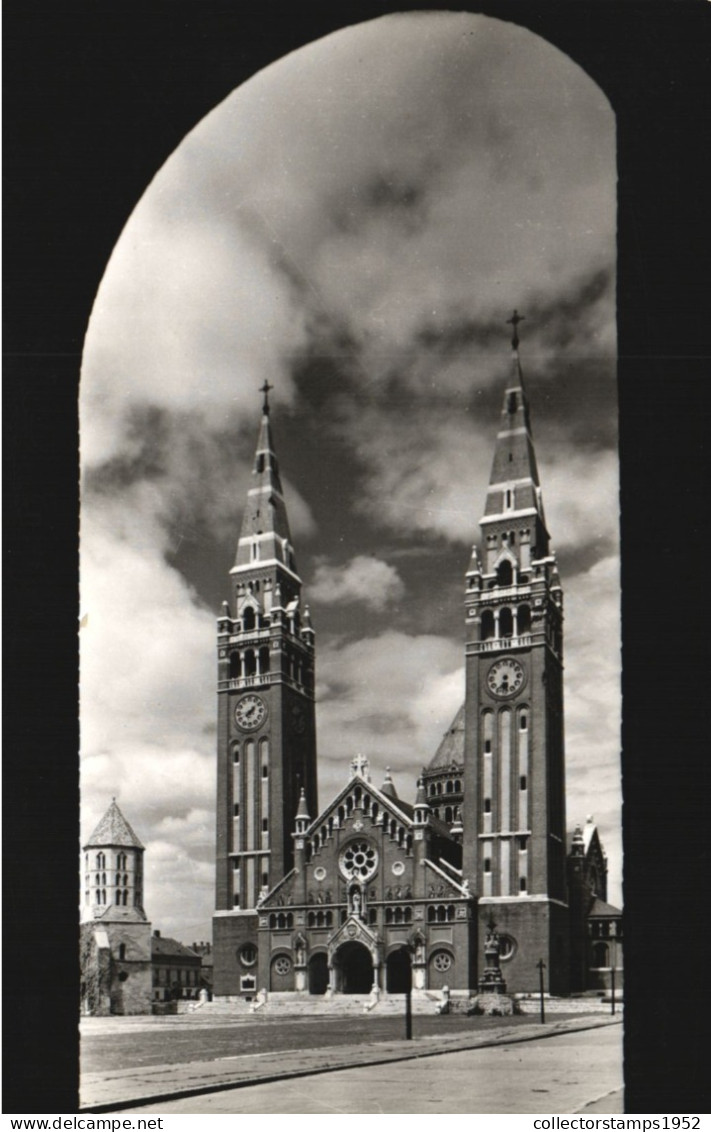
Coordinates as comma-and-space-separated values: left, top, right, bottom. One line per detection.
589, 897, 622, 918
151, 935, 201, 960
85, 800, 144, 850
305, 770, 417, 836
426, 705, 465, 772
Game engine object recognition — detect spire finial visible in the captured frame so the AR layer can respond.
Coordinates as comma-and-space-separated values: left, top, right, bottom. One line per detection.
260, 380, 273, 415
506, 309, 525, 350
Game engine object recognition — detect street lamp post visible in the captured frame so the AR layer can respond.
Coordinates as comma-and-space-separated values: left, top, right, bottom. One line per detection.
610, 930, 616, 1016
536, 959, 546, 1023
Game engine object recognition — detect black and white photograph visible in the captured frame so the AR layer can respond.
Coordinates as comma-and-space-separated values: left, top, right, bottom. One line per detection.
5, 0, 709, 1118
78, 10, 623, 1114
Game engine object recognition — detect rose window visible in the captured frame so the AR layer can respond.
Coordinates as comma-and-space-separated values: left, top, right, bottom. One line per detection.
339, 840, 378, 882
273, 956, 291, 975
432, 951, 452, 972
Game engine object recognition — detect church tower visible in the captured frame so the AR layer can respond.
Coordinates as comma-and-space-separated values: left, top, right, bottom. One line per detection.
80, 799, 152, 1015
213, 384, 318, 996
462, 314, 569, 994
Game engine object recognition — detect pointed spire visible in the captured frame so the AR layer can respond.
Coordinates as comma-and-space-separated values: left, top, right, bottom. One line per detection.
232, 386, 299, 577
296, 787, 310, 822
414, 776, 430, 826
293, 787, 310, 839
380, 767, 398, 799
85, 799, 144, 850
480, 312, 550, 563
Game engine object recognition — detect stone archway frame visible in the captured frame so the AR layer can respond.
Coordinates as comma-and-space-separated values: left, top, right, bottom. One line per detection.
327, 916, 382, 993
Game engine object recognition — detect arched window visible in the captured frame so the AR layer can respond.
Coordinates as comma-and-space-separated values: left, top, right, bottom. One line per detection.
244, 649, 256, 677
518, 604, 531, 634
259, 645, 270, 674
497, 560, 513, 586
96, 852, 105, 869
454, 780, 461, 793
230, 652, 241, 679
115, 889, 122, 904
118, 943, 126, 960
444, 806, 453, 823
446, 780, 453, 794
481, 609, 495, 641
499, 607, 514, 638
592, 941, 609, 968
243, 607, 255, 631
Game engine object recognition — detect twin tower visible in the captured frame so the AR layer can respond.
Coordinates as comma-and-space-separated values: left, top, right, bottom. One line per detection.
213, 327, 572, 998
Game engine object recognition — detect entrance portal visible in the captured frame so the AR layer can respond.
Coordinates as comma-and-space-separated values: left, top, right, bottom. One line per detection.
386, 947, 412, 994
336, 941, 373, 994
308, 952, 329, 995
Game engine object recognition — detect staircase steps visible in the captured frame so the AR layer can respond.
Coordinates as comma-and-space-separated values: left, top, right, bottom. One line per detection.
198, 992, 444, 1016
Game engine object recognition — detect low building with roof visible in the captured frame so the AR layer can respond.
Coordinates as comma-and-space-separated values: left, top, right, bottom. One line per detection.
151, 932, 203, 1002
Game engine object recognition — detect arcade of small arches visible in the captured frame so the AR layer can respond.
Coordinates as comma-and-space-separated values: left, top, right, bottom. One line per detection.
427, 778, 462, 796
226, 644, 311, 688
83, 850, 138, 908
480, 603, 532, 640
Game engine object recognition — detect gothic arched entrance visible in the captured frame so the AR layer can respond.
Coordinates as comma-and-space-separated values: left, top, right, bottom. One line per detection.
308, 952, 329, 995
386, 947, 412, 994
335, 941, 373, 994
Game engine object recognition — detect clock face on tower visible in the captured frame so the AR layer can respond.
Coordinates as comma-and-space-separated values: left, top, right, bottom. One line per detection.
234, 693, 268, 731
487, 658, 526, 698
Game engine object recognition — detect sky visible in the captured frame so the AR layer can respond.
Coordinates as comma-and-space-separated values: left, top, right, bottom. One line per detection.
80, 11, 620, 942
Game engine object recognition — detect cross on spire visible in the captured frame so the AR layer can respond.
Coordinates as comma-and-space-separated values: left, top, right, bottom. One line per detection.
260, 380, 273, 415
506, 309, 525, 350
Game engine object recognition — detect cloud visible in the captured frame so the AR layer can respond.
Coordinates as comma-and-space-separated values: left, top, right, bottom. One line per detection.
310, 555, 405, 610
563, 554, 622, 904
315, 630, 463, 800
79, 10, 621, 932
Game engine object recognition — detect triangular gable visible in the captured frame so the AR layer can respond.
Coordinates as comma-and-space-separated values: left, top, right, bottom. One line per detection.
303, 771, 415, 841
328, 914, 379, 954
237, 591, 261, 614
583, 825, 607, 867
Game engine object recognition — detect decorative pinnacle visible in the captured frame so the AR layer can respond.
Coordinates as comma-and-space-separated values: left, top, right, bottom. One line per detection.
260, 380, 273, 415
506, 309, 525, 350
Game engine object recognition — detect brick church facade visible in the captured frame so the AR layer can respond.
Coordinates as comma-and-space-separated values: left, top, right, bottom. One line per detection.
212, 324, 622, 1000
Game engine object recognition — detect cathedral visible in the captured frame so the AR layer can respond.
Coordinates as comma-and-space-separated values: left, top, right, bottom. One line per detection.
212, 320, 622, 1002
